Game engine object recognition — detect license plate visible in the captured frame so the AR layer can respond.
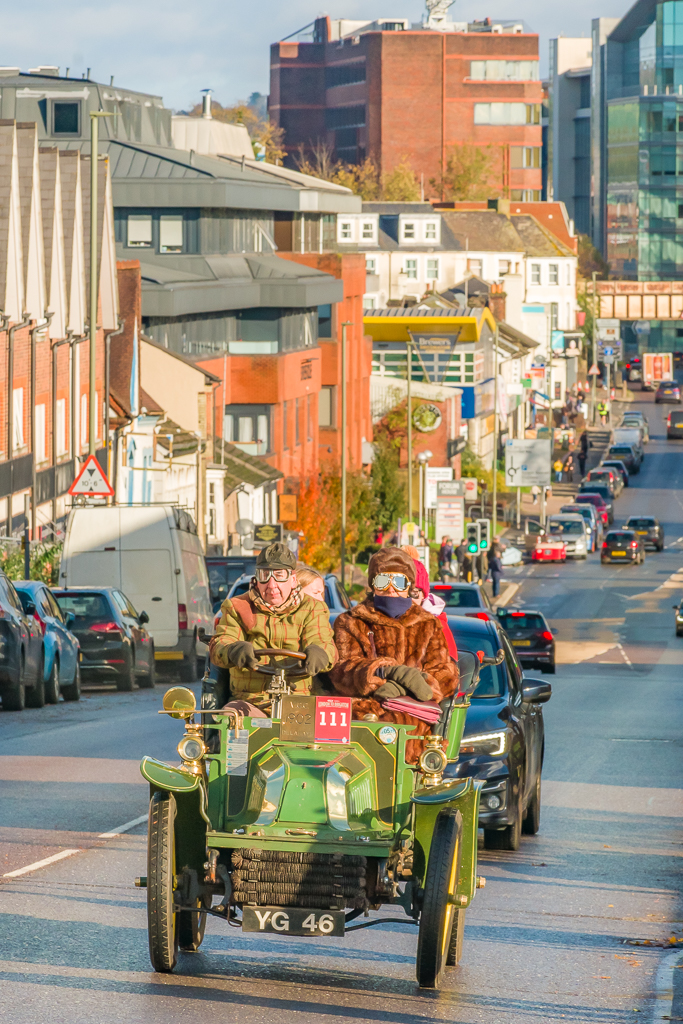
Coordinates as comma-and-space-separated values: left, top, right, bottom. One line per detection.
637, 531, 647, 535
611, 551, 626, 556
513, 640, 531, 646
242, 906, 345, 936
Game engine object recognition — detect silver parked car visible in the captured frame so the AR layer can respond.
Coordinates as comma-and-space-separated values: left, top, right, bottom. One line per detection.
547, 513, 589, 559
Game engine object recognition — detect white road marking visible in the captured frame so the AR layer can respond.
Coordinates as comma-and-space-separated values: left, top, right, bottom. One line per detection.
3, 849, 80, 878
98, 813, 149, 839
650, 949, 683, 1024
617, 642, 633, 668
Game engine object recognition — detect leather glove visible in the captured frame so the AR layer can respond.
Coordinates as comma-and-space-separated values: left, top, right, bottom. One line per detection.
303, 644, 329, 676
227, 641, 258, 671
385, 665, 434, 702
374, 680, 408, 700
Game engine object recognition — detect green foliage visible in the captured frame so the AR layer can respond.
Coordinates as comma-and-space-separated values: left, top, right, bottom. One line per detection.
295, 148, 420, 202
576, 288, 597, 351
370, 428, 406, 532
578, 234, 609, 281
0, 541, 62, 584
382, 158, 421, 201
430, 144, 502, 201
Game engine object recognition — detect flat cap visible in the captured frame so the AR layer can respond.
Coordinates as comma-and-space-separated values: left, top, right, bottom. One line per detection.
256, 542, 296, 571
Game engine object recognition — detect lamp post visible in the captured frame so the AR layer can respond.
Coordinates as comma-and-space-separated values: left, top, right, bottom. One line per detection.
89, 109, 113, 456
406, 337, 413, 522
416, 450, 432, 543
591, 270, 597, 426
492, 321, 499, 537
340, 321, 352, 591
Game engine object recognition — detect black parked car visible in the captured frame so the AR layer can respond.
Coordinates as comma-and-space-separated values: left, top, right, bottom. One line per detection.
429, 582, 494, 619
673, 599, 683, 637
0, 571, 45, 711
496, 608, 556, 673
625, 516, 664, 551
445, 615, 551, 851
607, 444, 641, 473
579, 484, 615, 523
601, 529, 645, 565
666, 410, 683, 439
54, 587, 155, 691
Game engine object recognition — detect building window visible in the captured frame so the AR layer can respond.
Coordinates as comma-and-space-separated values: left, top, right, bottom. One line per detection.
426, 258, 439, 280
52, 101, 80, 135
366, 257, 376, 273
467, 258, 482, 276
531, 263, 541, 284
404, 259, 417, 279
551, 303, 559, 331
549, 264, 559, 285
469, 60, 539, 81
402, 222, 416, 240
474, 103, 540, 125
224, 406, 270, 454
499, 260, 511, 276
295, 397, 301, 446
208, 482, 216, 537
319, 386, 336, 427
56, 398, 67, 456
339, 221, 352, 241
159, 215, 183, 253
511, 146, 542, 168
33, 404, 46, 464
425, 221, 437, 240
127, 214, 153, 248
361, 220, 375, 239
283, 401, 288, 449
12, 388, 23, 452
238, 417, 254, 443
318, 304, 332, 338
307, 394, 313, 441
80, 393, 88, 449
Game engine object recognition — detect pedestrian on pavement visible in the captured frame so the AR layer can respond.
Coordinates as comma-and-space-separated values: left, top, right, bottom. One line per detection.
564, 452, 575, 482
578, 431, 590, 476
488, 535, 506, 565
454, 538, 468, 580
438, 536, 454, 581
553, 458, 564, 483
531, 484, 541, 505
598, 400, 608, 425
489, 552, 504, 598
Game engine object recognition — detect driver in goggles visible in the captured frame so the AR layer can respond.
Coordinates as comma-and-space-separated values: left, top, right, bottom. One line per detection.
209, 542, 336, 707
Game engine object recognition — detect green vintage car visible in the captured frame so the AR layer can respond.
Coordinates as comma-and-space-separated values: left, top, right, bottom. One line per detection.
138, 646, 500, 989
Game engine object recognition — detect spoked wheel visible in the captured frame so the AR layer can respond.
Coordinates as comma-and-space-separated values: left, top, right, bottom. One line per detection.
178, 898, 208, 952
147, 791, 178, 972
416, 808, 463, 989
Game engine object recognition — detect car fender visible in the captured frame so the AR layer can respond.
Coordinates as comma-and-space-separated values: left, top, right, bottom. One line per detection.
411, 777, 483, 906
41, 633, 58, 681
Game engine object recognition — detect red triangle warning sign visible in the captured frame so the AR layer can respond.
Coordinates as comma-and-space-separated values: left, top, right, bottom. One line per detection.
68, 455, 115, 497
588, 363, 600, 375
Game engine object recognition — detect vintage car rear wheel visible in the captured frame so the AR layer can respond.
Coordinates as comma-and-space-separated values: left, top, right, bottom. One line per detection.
178, 900, 208, 952
147, 791, 178, 972
416, 808, 463, 989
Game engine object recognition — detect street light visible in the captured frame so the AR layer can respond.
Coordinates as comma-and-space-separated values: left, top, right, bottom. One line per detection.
416, 450, 433, 541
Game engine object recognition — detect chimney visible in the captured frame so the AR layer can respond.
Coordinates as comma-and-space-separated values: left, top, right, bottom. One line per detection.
201, 89, 212, 119
488, 281, 506, 322
487, 197, 510, 217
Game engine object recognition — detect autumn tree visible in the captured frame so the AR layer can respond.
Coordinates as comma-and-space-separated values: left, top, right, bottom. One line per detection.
577, 233, 610, 281
188, 100, 286, 164
294, 465, 376, 571
294, 149, 420, 201
430, 144, 502, 201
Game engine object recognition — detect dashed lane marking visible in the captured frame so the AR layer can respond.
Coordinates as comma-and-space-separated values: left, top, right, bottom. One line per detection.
617, 642, 634, 668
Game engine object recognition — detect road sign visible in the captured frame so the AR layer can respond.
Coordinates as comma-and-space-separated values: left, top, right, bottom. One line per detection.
425, 467, 454, 509
596, 318, 620, 341
588, 363, 599, 375
68, 456, 114, 496
504, 439, 551, 488
435, 495, 465, 542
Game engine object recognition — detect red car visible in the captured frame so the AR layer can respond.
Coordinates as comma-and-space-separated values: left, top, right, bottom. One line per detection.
574, 492, 609, 527
532, 539, 567, 563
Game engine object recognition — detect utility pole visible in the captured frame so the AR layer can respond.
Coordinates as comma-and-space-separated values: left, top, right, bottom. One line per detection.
23, 494, 30, 579
407, 337, 413, 522
591, 270, 597, 426
340, 322, 351, 591
89, 110, 113, 456
492, 322, 499, 538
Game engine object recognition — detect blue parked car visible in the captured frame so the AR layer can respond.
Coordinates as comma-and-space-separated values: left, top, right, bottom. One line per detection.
14, 581, 81, 703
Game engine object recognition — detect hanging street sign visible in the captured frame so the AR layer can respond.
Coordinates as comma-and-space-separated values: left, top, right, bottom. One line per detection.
68, 455, 114, 497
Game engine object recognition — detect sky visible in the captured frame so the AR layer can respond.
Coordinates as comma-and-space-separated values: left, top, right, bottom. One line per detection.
4, 0, 630, 111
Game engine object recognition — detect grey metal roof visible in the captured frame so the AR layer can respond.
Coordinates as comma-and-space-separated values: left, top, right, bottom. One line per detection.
363, 306, 485, 318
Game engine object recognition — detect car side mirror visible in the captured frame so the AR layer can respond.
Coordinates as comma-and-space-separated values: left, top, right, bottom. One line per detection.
522, 680, 552, 704
65, 611, 75, 628
25, 601, 36, 617
674, 605, 680, 610
138, 610, 150, 625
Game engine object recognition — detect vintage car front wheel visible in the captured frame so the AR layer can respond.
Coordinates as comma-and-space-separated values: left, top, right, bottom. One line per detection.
147, 791, 178, 972
416, 808, 463, 989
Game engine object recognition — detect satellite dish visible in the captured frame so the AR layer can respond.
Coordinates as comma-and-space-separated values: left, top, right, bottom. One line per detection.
241, 533, 255, 551
228, 546, 243, 556
235, 518, 255, 536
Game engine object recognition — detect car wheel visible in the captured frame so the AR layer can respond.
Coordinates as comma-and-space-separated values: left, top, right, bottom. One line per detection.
178, 899, 208, 952
61, 663, 81, 702
147, 791, 178, 973
522, 772, 541, 836
179, 655, 198, 683
44, 659, 60, 704
445, 909, 466, 969
2, 652, 26, 711
657, 543, 664, 552
416, 808, 463, 989
484, 786, 522, 851
25, 654, 46, 708
138, 644, 156, 689
546, 660, 556, 675
117, 653, 136, 692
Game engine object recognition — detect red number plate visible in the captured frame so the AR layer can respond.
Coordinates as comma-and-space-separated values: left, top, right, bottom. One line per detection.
315, 696, 352, 743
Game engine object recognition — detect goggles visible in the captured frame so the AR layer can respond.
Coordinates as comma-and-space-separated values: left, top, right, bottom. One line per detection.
256, 568, 292, 583
372, 572, 411, 592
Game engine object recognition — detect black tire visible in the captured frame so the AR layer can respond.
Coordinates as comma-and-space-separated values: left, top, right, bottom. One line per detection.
138, 645, 156, 689
416, 809, 463, 989
25, 655, 46, 708
522, 772, 541, 835
2, 653, 26, 711
445, 908, 466, 969
147, 791, 178, 973
178, 903, 207, 952
546, 660, 556, 675
61, 663, 81, 702
44, 659, 60, 704
179, 655, 197, 683
484, 784, 522, 851
116, 651, 136, 692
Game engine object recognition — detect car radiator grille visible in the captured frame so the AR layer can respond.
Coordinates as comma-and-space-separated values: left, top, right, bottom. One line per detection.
231, 849, 369, 909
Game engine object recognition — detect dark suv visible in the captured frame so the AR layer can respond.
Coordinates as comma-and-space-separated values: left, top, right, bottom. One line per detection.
601, 529, 645, 565
625, 516, 664, 551
496, 608, 556, 673
445, 615, 551, 851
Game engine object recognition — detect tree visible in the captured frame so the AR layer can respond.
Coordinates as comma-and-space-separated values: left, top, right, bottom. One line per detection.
577, 234, 610, 281
371, 429, 406, 532
294, 465, 376, 571
293, 150, 420, 201
187, 100, 286, 164
430, 144, 502, 201
382, 158, 421, 201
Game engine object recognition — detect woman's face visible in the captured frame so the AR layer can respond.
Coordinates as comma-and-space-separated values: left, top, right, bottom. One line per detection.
301, 577, 325, 602
372, 574, 411, 599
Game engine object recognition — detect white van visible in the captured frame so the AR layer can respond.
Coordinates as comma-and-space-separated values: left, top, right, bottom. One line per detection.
612, 427, 644, 455
60, 505, 212, 680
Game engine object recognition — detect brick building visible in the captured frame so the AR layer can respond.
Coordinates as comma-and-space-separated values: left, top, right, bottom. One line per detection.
270, 15, 544, 199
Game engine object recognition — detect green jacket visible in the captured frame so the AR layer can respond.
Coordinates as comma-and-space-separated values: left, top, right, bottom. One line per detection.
210, 592, 336, 702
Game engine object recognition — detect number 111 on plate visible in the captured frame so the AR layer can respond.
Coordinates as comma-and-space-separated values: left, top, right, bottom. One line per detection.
315, 696, 352, 743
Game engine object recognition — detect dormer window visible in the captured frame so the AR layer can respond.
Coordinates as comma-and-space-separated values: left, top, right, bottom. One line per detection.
340, 221, 352, 241
403, 222, 416, 240
361, 220, 375, 240
425, 222, 437, 240
52, 101, 80, 136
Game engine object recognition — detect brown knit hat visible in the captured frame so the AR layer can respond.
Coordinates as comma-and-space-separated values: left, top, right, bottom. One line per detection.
368, 546, 416, 586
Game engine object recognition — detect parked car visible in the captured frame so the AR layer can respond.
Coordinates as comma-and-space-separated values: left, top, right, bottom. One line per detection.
574, 492, 610, 527
655, 380, 681, 403
429, 581, 494, 619
546, 513, 589, 559
206, 556, 257, 613
578, 485, 615, 524
601, 529, 645, 565
612, 428, 645, 458
624, 516, 665, 551
560, 503, 601, 551
444, 615, 551, 850
620, 411, 649, 442
600, 459, 630, 487
496, 607, 556, 673
0, 572, 46, 711
14, 582, 81, 703
673, 599, 683, 636
584, 467, 621, 497
54, 587, 155, 691
607, 443, 642, 474
666, 410, 683, 439
60, 505, 212, 682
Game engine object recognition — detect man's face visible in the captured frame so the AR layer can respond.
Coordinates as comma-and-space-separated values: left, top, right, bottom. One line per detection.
257, 569, 296, 606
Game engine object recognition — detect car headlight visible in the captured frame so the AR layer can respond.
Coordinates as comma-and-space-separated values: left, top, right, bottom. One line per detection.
177, 733, 206, 763
419, 746, 448, 776
459, 730, 508, 756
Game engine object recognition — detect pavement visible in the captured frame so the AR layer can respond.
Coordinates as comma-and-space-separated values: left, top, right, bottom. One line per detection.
0, 389, 682, 1022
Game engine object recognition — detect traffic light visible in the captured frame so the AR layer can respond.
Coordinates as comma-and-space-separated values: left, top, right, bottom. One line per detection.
466, 522, 480, 554
477, 518, 491, 551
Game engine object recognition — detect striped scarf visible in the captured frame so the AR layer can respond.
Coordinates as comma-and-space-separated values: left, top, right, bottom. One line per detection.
249, 580, 303, 616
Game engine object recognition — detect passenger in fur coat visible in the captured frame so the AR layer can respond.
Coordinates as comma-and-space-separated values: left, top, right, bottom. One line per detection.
329, 547, 458, 763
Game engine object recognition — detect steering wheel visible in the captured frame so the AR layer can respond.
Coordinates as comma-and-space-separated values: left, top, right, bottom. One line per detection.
253, 648, 308, 677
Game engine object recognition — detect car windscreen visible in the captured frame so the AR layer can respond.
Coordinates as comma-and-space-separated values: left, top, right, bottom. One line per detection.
626, 518, 655, 529
606, 531, 634, 543
582, 486, 611, 500
431, 586, 480, 608
602, 462, 626, 472
562, 506, 592, 521
609, 446, 634, 457
497, 612, 545, 631
548, 519, 583, 535
54, 592, 112, 625
670, 412, 683, 424
451, 633, 505, 697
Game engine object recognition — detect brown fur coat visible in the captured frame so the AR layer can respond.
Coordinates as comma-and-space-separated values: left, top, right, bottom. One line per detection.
329, 597, 459, 763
